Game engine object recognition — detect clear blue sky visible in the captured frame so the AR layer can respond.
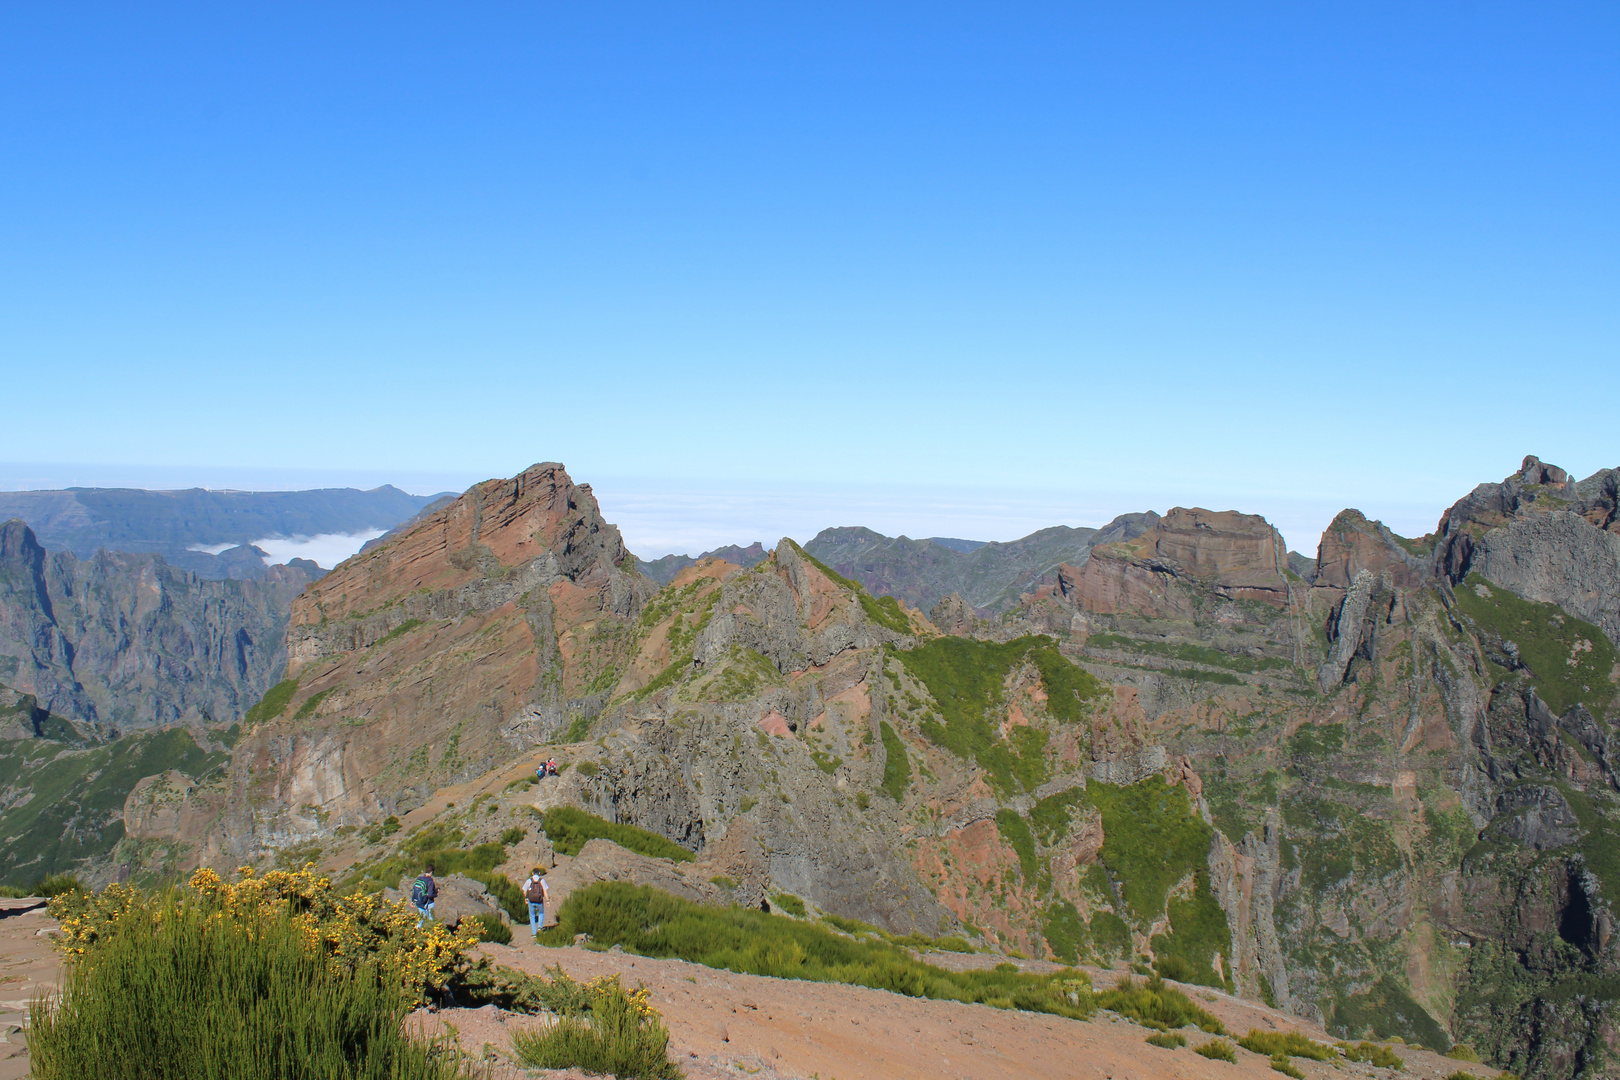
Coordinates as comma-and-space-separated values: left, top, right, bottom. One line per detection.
4, 4, 1616, 555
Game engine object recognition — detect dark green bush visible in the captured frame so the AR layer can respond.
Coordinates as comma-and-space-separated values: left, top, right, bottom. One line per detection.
542, 882, 1093, 1020
1344, 1042, 1404, 1070
1147, 1032, 1187, 1049
27, 899, 455, 1079
1240, 1030, 1335, 1060
1272, 1054, 1305, 1078
499, 826, 526, 845
511, 975, 681, 1080
471, 912, 512, 945
1096, 975, 1226, 1034
542, 806, 693, 863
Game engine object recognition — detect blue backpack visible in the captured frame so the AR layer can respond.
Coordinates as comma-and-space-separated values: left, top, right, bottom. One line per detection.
410, 874, 432, 907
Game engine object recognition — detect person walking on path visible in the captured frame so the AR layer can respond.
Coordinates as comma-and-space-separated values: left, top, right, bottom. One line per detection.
522, 867, 549, 938
411, 864, 437, 928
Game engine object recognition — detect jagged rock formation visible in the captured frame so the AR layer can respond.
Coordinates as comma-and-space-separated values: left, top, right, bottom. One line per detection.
804, 514, 1157, 614
0, 485, 443, 579
0, 519, 314, 731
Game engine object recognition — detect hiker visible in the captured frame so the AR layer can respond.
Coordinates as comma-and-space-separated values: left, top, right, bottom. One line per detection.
546, 757, 558, 777
411, 864, 437, 927
522, 866, 549, 937
536, 762, 546, 782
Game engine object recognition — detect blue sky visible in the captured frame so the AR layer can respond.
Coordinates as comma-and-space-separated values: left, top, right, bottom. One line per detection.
4, 4, 1616, 556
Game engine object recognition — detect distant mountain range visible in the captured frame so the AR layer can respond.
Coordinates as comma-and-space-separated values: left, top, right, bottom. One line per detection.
803, 515, 1162, 614
0, 485, 449, 579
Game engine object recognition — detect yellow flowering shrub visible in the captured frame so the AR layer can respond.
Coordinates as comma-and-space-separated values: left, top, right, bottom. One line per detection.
49, 865, 481, 1001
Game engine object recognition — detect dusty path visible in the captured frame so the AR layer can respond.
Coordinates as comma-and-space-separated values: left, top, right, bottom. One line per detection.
0, 898, 58, 1080
427, 941, 1482, 1080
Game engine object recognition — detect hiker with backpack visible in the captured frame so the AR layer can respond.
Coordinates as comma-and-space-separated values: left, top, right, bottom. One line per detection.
522, 867, 549, 937
411, 864, 437, 927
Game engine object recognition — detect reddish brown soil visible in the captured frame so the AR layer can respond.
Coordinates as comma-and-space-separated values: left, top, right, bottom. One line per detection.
418, 941, 1485, 1080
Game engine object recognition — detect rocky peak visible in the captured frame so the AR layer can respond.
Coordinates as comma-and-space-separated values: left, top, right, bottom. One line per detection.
1312, 509, 1430, 592
1066, 505, 1292, 614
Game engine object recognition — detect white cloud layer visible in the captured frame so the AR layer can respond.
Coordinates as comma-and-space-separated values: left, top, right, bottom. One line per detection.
251, 530, 387, 569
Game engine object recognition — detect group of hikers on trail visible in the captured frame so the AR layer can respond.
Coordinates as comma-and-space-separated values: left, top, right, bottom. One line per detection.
536, 757, 559, 781
411, 864, 550, 937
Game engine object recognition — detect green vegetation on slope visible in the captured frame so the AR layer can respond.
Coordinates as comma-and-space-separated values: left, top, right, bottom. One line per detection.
1095, 974, 1227, 1034
27, 900, 455, 1080
0, 728, 226, 882
1452, 574, 1617, 716
878, 721, 912, 801
541, 881, 1094, 1019
995, 809, 1037, 883
1028, 778, 1231, 985
243, 679, 298, 725
895, 635, 1103, 796
542, 806, 694, 863
1330, 976, 1450, 1052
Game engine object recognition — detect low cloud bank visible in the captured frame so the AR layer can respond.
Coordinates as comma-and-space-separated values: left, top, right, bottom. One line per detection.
188, 530, 387, 570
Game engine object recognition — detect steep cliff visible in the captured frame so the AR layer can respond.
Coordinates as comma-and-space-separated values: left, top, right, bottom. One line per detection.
0, 519, 314, 732
168, 463, 652, 867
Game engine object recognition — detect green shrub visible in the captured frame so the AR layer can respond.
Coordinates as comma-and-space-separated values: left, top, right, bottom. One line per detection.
0, 883, 28, 898
542, 807, 694, 863
1147, 1032, 1187, 1049
27, 898, 455, 1080
1096, 975, 1226, 1034
564, 715, 593, 742
1272, 1054, 1305, 1078
541, 882, 1093, 1021
1446, 1045, 1481, 1063
1239, 1030, 1335, 1060
471, 912, 512, 945
1343, 1042, 1404, 1070
32, 874, 85, 897
574, 759, 599, 776
511, 973, 681, 1080
1089, 912, 1132, 961
995, 809, 1037, 882
1446, 1073, 1481, 1080
771, 892, 807, 917
1043, 900, 1085, 965
1154, 954, 1192, 982
499, 826, 526, 846
1195, 1040, 1237, 1062
879, 721, 912, 801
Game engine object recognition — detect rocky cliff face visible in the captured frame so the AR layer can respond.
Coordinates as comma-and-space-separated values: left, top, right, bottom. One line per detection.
0, 519, 314, 732
167, 464, 652, 867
